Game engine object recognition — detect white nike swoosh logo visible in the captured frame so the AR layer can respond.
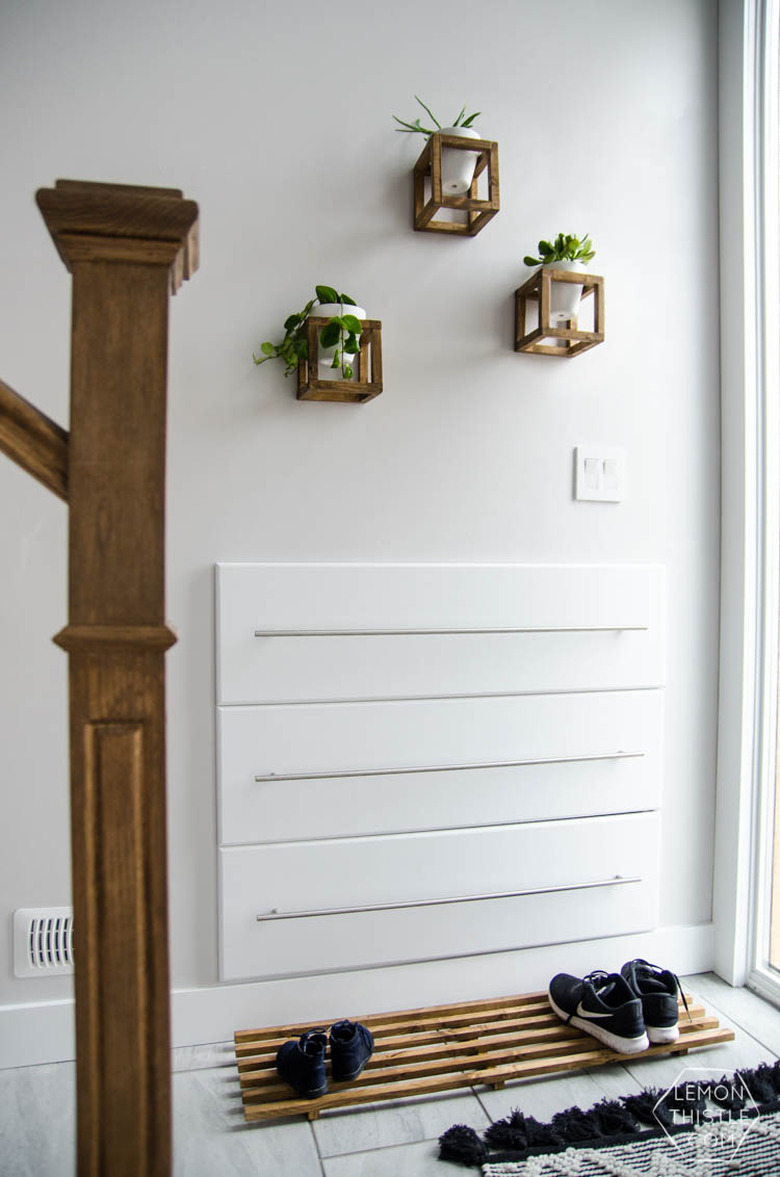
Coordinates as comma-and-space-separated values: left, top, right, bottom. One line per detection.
576, 1002, 614, 1018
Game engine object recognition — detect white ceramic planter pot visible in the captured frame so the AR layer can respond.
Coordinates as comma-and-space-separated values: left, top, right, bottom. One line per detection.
312, 303, 366, 381
438, 126, 481, 195
546, 260, 588, 322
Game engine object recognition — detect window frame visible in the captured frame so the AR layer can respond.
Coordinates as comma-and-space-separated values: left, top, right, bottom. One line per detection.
714, 0, 780, 998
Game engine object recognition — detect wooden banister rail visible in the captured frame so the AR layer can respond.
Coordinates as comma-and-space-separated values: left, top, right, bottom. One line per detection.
2, 180, 199, 1177
0, 377, 69, 501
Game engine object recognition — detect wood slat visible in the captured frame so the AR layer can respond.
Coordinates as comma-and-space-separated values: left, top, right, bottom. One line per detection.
234, 990, 734, 1122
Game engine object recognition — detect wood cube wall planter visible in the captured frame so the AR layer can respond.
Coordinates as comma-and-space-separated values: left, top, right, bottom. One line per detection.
515, 268, 605, 357
297, 317, 383, 403
413, 133, 499, 237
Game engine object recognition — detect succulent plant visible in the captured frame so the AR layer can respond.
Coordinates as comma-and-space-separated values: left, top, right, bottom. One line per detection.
524, 233, 596, 267
393, 95, 481, 138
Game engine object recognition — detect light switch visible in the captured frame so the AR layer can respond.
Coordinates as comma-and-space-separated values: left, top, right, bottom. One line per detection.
574, 446, 626, 502
584, 458, 600, 489
602, 459, 619, 490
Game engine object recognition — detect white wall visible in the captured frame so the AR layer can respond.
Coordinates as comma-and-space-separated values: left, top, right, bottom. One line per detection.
0, 0, 720, 1026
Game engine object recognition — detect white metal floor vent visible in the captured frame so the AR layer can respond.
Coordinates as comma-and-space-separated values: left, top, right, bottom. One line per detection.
13, 907, 75, 977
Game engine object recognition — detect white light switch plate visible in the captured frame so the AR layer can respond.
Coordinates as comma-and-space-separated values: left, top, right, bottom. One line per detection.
574, 446, 626, 502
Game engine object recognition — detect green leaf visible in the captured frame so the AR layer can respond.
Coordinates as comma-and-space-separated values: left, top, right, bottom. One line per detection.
260, 341, 275, 356
339, 293, 357, 305
283, 315, 301, 333
340, 313, 362, 334
343, 333, 360, 354
415, 95, 441, 129
460, 111, 480, 128
453, 105, 466, 127
523, 255, 541, 266
394, 115, 430, 134
343, 364, 353, 380
320, 321, 341, 348
315, 285, 339, 305
331, 355, 340, 369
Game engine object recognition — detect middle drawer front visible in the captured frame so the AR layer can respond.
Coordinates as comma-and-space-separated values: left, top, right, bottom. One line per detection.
219, 812, 659, 981
218, 690, 663, 844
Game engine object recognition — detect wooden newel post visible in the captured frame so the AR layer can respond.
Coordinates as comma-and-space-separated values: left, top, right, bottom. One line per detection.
35, 180, 199, 1177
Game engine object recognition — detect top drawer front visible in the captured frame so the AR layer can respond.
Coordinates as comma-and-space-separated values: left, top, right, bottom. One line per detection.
216, 563, 665, 705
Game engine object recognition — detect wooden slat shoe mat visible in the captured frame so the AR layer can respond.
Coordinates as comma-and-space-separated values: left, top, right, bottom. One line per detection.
233, 990, 735, 1122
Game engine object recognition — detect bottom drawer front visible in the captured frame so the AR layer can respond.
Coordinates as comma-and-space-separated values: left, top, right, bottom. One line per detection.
219, 815, 659, 981
220, 876, 656, 981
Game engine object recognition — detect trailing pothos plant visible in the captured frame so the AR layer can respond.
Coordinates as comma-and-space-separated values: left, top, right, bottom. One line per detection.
253, 285, 363, 380
393, 95, 481, 137
523, 233, 596, 267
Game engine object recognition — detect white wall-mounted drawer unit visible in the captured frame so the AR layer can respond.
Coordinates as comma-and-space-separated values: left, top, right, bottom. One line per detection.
215, 562, 666, 989
219, 812, 660, 981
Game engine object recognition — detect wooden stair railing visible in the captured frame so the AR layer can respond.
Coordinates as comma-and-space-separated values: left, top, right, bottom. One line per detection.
0, 179, 199, 1177
0, 376, 69, 500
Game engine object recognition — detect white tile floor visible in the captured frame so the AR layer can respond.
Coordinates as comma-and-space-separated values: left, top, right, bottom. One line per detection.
0, 974, 777, 1175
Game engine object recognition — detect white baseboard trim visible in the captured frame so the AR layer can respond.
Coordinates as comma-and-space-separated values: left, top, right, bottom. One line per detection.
0, 923, 715, 1070
0, 998, 75, 1070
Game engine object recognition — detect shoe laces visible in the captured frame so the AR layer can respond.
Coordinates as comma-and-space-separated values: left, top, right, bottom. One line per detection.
583, 970, 622, 1003
584, 969, 615, 989
629, 958, 693, 1023
300, 1028, 328, 1054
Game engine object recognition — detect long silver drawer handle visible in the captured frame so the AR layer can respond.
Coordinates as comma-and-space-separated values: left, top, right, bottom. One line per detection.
254, 750, 644, 784
253, 625, 648, 637
256, 875, 641, 921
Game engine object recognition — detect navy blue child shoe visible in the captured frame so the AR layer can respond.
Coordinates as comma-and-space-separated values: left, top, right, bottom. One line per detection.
329, 1020, 374, 1082
276, 1029, 328, 1098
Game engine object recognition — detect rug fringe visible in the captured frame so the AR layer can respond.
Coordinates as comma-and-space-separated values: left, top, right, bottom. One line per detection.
438, 1059, 780, 1167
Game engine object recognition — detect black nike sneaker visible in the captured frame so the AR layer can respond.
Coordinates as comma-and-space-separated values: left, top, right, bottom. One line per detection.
548, 969, 649, 1054
621, 958, 686, 1044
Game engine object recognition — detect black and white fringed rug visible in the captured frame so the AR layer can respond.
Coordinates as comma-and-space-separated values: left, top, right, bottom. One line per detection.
438, 1062, 780, 1175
